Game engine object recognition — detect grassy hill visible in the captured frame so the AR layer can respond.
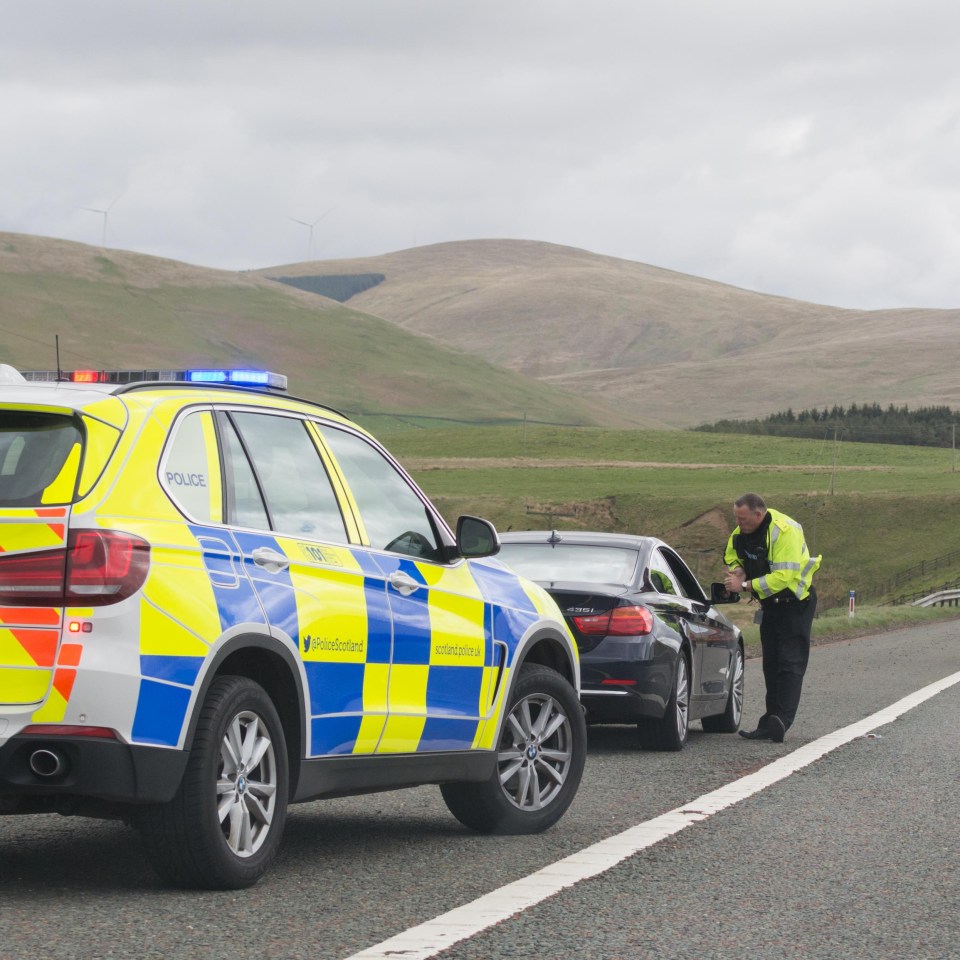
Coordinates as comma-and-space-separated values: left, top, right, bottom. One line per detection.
380, 423, 960, 613
0, 233, 632, 427
262, 239, 960, 429
9, 232, 960, 431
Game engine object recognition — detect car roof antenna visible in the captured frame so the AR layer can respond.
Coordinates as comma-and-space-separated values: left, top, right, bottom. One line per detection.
548, 530, 562, 546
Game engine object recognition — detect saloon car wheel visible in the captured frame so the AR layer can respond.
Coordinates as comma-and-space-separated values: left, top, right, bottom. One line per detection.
440, 663, 586, 834
138, 676, 289, 890
702, 644, 745, 733
638, 652, 690, 752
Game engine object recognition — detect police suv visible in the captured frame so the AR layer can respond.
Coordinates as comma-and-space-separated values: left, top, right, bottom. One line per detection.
0, 365, 585, 889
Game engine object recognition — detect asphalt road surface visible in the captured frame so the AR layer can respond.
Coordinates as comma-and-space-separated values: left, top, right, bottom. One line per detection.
2, 619, 958, 960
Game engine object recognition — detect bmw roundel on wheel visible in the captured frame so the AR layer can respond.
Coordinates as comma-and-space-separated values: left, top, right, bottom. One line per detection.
0, 366, 586, 889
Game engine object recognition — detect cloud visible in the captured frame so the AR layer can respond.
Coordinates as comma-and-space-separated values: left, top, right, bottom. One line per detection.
2, 0, 960, 307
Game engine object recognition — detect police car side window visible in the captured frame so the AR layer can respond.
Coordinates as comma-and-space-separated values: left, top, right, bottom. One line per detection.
231, 412, 347, 543
317, 425, 442, 561
220, 416, 270, 530
162, 411, 222, 523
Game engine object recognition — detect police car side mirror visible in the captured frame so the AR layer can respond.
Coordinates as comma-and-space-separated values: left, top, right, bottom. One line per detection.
456, 515, 501, 559
710, 581, 740, 604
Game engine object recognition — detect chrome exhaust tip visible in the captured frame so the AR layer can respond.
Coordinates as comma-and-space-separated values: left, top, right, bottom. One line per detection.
29, 748, 67, 778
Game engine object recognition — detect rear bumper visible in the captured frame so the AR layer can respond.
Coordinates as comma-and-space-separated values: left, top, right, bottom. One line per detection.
579, 639, 675, 721
0, 733, 188, 813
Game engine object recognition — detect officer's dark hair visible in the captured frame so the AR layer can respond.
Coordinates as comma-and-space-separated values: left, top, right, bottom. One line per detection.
735, 492, 766, 512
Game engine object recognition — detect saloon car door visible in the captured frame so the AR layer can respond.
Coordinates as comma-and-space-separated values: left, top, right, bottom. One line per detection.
316, 424, 495, 756
656, 547, 732, 699
217, 409, 390, 758
648, 548, 715, 699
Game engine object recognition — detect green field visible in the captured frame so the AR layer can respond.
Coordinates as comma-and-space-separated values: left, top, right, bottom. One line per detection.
370, 423, 960, 613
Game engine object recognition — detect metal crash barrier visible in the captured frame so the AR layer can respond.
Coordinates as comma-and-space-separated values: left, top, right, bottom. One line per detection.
912, 589, 960, 608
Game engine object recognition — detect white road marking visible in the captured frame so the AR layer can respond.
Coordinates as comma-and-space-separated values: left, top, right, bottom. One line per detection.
343, 670, 960, 960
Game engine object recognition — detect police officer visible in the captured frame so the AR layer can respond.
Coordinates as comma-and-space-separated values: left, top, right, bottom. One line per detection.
723, 493, 821, 743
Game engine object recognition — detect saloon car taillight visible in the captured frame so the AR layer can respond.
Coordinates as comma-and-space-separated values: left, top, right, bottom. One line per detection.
0, 530, 150, 606
571, 604, 654, 637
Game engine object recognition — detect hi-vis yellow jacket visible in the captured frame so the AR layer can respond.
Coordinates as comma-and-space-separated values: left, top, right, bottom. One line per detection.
724, 508, 821, 601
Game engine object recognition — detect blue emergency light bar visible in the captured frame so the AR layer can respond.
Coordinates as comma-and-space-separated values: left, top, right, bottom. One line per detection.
185, 369, 286, 388
20, 368, 288, 391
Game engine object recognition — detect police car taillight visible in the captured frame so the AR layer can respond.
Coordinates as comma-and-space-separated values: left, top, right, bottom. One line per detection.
0, 548, 66, 602
65, 530, 150, 603
0, 530, 150, 606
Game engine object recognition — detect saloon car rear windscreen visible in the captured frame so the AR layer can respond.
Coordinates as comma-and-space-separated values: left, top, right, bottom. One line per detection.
498, 543, 639, 587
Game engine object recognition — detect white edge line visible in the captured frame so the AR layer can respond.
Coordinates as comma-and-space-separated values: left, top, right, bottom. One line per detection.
343, 669, 960, 960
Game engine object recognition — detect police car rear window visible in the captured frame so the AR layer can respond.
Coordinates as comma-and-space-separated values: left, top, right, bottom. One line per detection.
0, 412, 83, 506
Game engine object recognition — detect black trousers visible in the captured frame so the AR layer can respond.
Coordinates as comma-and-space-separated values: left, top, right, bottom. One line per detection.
758, 588, 817, 730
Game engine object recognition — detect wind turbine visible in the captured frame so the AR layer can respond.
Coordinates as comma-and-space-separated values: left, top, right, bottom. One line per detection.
289, 208, 333, 260
82, 194, 122, 247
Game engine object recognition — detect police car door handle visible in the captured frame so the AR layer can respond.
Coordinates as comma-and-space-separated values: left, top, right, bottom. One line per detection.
388, 571, 421, 596
251, 546, 290, 573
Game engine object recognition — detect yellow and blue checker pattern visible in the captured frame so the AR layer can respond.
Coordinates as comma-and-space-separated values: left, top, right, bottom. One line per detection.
131, 524, 268, 746
125, 523, 544, 760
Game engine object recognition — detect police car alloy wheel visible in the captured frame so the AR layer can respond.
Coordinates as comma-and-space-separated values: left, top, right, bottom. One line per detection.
440, 664, 587, 834
138, 676, 290, 890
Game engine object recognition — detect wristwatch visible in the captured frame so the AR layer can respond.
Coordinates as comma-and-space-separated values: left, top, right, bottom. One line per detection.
741, 581, 749, 591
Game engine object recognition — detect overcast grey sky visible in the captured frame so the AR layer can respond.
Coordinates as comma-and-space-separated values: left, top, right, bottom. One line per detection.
3, 0, 959, 308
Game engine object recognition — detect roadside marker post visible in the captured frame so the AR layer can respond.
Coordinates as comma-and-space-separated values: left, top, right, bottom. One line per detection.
849, 589, 856, 618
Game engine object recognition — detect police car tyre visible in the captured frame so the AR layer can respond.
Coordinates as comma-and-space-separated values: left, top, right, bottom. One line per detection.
137, 676, 289, 890
440, 663, 586, 834
638, 651, 690, 751
701, 644, 744, 734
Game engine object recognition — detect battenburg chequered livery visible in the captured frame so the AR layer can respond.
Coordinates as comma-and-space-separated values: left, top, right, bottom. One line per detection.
0, 365, 585, 889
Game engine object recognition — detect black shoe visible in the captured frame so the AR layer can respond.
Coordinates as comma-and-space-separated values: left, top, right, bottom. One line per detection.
767, 715, 786, 743
739, 726, 770, 740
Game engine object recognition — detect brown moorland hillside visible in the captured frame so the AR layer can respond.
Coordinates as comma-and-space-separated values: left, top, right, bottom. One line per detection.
0, 232, 632, 427
262, 239, 960, 428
